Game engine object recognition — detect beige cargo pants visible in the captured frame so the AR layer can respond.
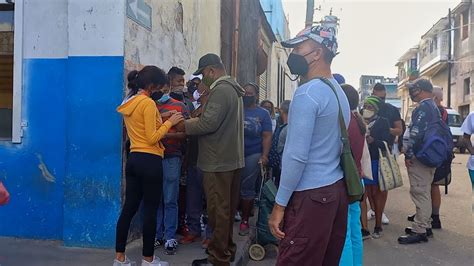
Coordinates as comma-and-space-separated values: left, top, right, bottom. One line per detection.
407, 158, 436, 233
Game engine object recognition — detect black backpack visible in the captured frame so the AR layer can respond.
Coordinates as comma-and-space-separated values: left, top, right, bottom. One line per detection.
414, 103, 454, 168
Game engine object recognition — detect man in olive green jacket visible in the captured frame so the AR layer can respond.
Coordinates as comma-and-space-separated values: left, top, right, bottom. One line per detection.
185, 54, 245, 266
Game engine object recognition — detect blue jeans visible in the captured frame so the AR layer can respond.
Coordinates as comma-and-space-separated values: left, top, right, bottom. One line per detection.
241, 153, 261, 199
339, 202, 363, 266
156, 156, 181, 241
186, 164, 213, 238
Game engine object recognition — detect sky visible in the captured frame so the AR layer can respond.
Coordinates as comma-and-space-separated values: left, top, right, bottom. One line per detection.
281, 0, 459, 88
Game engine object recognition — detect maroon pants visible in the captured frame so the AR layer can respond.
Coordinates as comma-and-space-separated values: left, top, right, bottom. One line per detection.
276, 180, 349, 266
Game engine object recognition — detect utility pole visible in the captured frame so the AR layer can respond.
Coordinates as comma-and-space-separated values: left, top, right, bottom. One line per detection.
305, 0, 314, 28
446, 8, 453, 195
447, 8, 452, 109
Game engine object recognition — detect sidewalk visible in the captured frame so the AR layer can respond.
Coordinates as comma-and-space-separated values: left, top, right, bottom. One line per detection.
0, 223, 252, 266
249, 154, 474, 266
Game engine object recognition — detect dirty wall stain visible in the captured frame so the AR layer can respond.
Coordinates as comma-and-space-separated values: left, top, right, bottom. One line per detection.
36, 154, 56, 183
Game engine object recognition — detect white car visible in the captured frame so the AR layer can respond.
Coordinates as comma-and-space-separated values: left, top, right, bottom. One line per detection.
446, 109, 466, 153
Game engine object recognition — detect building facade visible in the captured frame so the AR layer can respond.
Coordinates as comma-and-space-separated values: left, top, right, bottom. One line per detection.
0, 0, 295, 248
383, 78, 401, 110
451, 1, 474, 118
397, 1, 474, 120
260, 0, 297, 105
396, 46, 420, 119
359, 75, 399, 109
0, 0, 126, 248
359, 75, 384, 104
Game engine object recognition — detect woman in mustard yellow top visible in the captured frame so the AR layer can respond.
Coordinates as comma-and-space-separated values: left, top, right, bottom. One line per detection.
115, 66, 183, 266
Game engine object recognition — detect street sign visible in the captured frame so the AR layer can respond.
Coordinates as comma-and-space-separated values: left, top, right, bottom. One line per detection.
126, 0, 152, 30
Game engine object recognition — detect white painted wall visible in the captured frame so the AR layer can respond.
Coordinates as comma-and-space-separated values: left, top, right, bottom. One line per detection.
23, 0, 125, 59
68, 0, 125, 57
124, 0, 220, 77
23, 0, 68, 59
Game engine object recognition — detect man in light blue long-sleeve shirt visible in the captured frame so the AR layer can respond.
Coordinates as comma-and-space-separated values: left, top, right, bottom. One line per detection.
268, 25, 351, 266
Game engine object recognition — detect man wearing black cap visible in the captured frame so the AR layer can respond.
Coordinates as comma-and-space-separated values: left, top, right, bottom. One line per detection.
184, 53, 245, 266
399, 78, 439, 244
268, 25, 351, 265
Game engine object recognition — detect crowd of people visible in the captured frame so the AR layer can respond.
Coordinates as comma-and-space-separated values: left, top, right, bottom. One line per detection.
113, 52, 292, 266
110, 23, 474, 266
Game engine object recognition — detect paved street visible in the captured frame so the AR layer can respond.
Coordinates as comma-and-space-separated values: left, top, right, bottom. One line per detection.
249, 154, 474, 266
1, 155, 472, 266
0, 223, 251, 266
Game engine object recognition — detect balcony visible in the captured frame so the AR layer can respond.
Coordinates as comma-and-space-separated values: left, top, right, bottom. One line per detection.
419, 38, 449, 74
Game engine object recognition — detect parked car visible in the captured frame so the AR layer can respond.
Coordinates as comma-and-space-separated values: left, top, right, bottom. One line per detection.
446, 109, 466, 153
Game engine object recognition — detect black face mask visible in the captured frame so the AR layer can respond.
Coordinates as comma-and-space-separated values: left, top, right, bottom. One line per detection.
243, 96, 256, 107
188, 84, 198, 95
409, 89, 421, 102
287, 50, 316, 76
151, 91, 164, 101
170, 91, 184, 101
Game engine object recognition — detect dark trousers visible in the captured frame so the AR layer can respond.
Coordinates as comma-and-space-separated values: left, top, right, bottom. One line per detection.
116, 152, 163, 257
276, 180, 349, 266
203, 169, 241, 266
186, 165, 213, 237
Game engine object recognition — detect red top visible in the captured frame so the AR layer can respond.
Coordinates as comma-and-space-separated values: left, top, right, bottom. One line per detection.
157, 98, 189, 156
348, 112, 365, 176
438, 105, 448, 124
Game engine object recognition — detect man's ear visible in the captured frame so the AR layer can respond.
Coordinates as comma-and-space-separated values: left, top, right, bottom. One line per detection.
310, 47, 323, 63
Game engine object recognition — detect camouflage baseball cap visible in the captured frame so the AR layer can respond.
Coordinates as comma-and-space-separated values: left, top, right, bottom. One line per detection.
281, 25, 338, 56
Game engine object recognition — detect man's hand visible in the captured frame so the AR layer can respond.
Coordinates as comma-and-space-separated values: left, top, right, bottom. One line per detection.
390, 121, 403, 137
259, 155, 269, 166
161, 110, 178, 119
405, 159, 414, 168
268, 204, 286, 240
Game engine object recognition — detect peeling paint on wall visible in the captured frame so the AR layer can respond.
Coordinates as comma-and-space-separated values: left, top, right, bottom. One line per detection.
36, 154, 56, 183
124, 0, 220, 79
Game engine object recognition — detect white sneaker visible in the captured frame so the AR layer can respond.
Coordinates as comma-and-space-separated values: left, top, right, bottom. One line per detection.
234, 212, 242, 222
141, 256, 169, 266
113, 256, 132, 266
164, 239, 178, 255
367, 209, 375, 221
382, 213, 390, 225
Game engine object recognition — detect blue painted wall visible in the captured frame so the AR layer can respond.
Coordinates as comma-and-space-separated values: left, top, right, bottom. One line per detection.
0, 59, 68, 240
63, 56, 124, 247
0, 56, 124, 248
260, 0, 290, 40
0, 0, 126, 248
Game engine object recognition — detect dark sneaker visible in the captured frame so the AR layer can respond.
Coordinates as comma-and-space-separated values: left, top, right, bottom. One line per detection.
407, 214, 415, 222
154, 238, 165, 250
405, 227, 433, 238
178, 224, 191, 237
192, 258, 212, 266
179, 234, 200, 245
398, 233, 428, 244
431, 215, 442, 229
361, 229, 372, 240
372, 227, 383, 239
164, 239, 178, 255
